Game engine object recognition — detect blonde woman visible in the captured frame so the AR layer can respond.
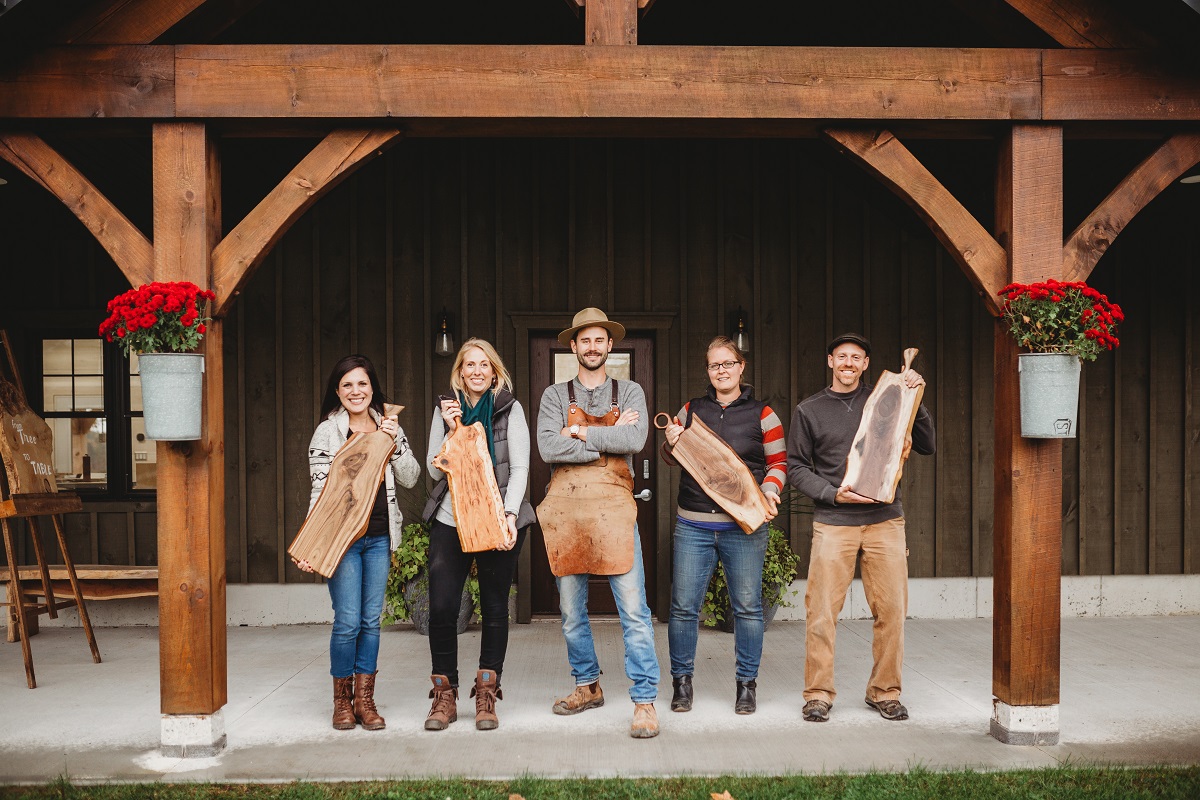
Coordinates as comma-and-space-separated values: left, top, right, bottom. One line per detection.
421, 338, 535, 732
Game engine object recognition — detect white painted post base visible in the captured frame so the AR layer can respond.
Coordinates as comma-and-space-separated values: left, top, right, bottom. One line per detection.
160, 710, 227, 758
990, 700, 1059, 745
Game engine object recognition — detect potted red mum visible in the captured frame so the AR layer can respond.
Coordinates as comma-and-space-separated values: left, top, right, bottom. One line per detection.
997, 279, 1123, 438
99, 281, 215, 441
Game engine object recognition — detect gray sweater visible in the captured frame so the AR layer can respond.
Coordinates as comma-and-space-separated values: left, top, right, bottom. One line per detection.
786, 382, 935, 526
537, 376, 648, 474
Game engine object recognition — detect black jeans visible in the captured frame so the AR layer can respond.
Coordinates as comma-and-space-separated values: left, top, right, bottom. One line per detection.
427, 518, 527, 687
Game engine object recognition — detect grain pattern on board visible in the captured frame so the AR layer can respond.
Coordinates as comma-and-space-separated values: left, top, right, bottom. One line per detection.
843, 348, 925, 503
288, 404, 402, 578
434, 422, 509, 553
659, 413, 772, 534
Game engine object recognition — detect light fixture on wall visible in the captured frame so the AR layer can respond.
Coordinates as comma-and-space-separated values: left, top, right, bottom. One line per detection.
1180, 171, 1200, 185
434, 307, 456, 357
732, 306, 751, 353
0, 178, 8, 186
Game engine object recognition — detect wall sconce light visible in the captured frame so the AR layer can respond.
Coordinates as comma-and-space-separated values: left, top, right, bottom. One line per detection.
732, 306, 751, 354
1180, 171, 1200, 185
434, 307, 456, 357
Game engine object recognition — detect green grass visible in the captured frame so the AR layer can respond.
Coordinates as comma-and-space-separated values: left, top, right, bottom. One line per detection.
4, 768, 1200, 800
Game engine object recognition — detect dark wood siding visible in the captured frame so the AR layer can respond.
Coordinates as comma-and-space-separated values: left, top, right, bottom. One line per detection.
2, 136, 1197, 585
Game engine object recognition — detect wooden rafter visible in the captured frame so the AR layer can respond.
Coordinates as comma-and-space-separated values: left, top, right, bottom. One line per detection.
57, 0, 208, 44
1064, 133, 1200, 283
586, 0, 638, 45
823, 129, 1007, 315
211, 128, 402, 316
0, 132, 153, 289
1002, 0, 1155, 48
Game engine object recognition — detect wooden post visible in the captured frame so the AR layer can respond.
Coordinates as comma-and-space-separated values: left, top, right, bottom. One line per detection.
152, 122, 228, 757
991, 123, 1062, 745
585, 0, 638, 45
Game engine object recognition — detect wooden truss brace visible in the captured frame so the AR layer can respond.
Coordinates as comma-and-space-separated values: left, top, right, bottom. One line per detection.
823, 128, 1008, 316
0, 133, 154, 289
211, 127, 402, 316
1002, 0, 1157, 49
55, 0, 209, 44
1063, 132, 1200, 283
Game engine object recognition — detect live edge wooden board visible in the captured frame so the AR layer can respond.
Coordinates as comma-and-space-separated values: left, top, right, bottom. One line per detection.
433, 421, 509, 553
655, 412, 772, 534
842, 348, 924, 504
288, 404, 402, 578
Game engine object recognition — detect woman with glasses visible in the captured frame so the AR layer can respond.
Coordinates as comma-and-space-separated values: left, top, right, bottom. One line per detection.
659, 336, 786, 715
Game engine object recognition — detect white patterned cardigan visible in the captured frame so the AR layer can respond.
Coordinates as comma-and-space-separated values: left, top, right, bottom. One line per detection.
306, 406, 421, 551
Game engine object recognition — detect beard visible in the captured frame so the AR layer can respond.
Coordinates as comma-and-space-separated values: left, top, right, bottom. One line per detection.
576, 350, 609, 371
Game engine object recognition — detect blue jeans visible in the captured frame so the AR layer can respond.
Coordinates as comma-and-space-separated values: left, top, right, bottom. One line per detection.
668, 518, 768, 682
556, 527, 659, 703
327, 533, 391, 678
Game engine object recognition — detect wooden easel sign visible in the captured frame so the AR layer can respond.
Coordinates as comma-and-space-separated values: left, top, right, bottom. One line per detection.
842, 348, 924, 504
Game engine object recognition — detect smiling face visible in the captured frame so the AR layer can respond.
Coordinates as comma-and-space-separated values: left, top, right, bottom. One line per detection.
571, 326, 613, 372
459, 346, 495, 400
706, 345, 745, 396
336, 367, 374, 416
827, 343, 869, 392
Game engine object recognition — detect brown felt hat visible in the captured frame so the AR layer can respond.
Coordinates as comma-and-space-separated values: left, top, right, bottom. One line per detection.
827, 332, 871, 356
558, 307, 626, 347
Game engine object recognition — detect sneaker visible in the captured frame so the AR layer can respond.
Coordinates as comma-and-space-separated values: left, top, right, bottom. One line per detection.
865, 696, 909, 721
802, 699, 831, 722
552, 680, 604, 715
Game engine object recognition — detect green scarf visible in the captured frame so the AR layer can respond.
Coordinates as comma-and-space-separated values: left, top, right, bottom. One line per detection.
458, 389, 496, 465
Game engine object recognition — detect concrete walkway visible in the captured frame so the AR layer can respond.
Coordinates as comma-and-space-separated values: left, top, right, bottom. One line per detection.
2, 617, 1199, 782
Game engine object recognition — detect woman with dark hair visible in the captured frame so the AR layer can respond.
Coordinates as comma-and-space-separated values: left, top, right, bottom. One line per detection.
660, 336, 786, 716
295, 354, 420, 730
421, 337, 534, 732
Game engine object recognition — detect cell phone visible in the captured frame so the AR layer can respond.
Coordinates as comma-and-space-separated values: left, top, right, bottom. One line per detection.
437, 394, 455, 404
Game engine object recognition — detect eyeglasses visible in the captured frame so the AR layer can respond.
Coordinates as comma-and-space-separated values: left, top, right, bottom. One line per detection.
706, 360, 741, 372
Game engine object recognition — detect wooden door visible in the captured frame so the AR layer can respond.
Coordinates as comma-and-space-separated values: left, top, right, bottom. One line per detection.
528, 334, 657, 615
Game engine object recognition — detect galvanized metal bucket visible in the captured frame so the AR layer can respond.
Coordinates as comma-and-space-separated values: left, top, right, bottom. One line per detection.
1018, 352, 1080, 438
139, 352, 204, 441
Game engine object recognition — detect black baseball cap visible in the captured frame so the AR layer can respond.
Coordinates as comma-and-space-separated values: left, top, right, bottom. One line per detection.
827, 332, 871, 356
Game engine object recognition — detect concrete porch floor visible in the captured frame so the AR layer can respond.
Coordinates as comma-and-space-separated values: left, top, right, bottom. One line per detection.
2, 616, 1199, 783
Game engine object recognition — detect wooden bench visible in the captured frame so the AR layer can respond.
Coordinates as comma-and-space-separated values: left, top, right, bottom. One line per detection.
3, 565, 158, 642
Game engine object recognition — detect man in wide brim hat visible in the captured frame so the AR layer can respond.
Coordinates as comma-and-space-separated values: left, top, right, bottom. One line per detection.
557, 307, 626, 348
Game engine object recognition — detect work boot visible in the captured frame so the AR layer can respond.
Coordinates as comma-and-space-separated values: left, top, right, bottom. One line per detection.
471, 669, 502, 731
630, 702, 660, 738
332, 676, 355, 730
552, 680, 605, 715
353, 672, 386, 730
424, 674, 458, 731
670, 675, 693, 712
735, 679, 757, 715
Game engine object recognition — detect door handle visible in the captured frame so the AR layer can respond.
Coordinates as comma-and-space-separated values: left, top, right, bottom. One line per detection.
633, 489, 653, 502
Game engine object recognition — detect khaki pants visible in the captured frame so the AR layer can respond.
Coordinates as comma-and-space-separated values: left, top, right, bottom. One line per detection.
803, 517, 908, 705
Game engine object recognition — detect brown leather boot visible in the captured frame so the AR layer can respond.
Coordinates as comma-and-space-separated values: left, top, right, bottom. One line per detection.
552, 680, 604, 715
332, 676, 355, 730
353, 672, 386, 730
630, 702, 660, 738
470, 669, 503, 730
424, 674, 458, 731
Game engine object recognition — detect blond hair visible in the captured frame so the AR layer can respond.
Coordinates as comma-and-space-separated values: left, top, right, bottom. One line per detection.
449, 338, 514, 397
705, 335, 746, 365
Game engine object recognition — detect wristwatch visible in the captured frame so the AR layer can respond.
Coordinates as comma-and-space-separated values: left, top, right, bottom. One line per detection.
569, 424, 581, 438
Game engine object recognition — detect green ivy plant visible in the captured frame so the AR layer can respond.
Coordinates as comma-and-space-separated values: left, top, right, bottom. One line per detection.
383, 520, 495, 625
701, 522, 801, 628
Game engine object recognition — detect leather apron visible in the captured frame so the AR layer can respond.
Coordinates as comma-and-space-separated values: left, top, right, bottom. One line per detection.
536, 380, 638, 577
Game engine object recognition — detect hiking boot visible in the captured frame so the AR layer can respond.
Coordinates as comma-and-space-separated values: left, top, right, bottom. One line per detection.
424, 674, 458, 731
470, 669, 502, 731
866, 696, 909, 721
552, 680, 604, 716
630, 703, 659, 738
332, 676, 356, 730
353, 672, 386, 730
735, 679, 757, 715
670, 675, 693, 712
803, 699, 831, 722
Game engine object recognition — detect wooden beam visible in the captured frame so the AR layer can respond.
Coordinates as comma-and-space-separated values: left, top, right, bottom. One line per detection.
993, 124, 1063, 712
585, 0, 637, 45
0, 46, 175, 118
824, 128, 1006, 315
211, 127, 401, 316
0, 132, 153, 288
1002, 0, 1156, 48
57, 0, 208, 44
1064, 132, 1200, 282
153, 121, 227, 717
1044, 49, 1200, 120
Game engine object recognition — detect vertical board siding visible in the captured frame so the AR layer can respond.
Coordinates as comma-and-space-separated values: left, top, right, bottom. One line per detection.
3, 137, 1197, 585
